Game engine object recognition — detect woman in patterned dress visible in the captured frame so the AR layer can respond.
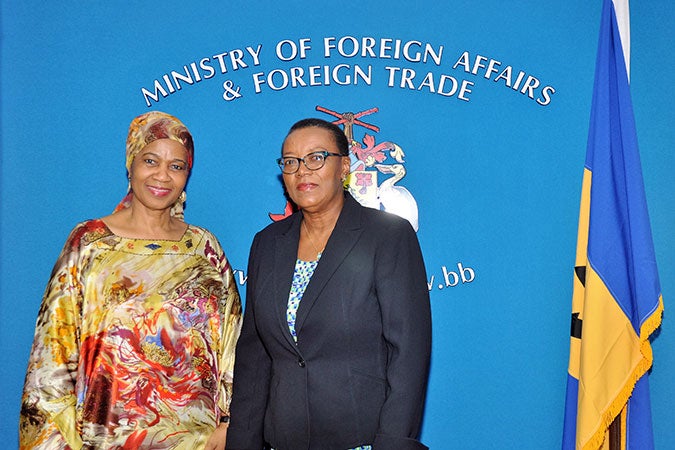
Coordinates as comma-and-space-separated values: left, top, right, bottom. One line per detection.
20, 111, 242, 450
226, 118, 431, 450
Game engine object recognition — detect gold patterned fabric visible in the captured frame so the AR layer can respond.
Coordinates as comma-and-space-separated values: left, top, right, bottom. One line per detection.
20, 219, 242, 449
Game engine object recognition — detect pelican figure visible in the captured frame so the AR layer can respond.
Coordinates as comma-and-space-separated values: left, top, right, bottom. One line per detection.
375, 163, 419, 231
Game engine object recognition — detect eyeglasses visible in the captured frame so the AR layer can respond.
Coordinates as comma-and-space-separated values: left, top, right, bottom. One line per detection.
276, 150, 343, 174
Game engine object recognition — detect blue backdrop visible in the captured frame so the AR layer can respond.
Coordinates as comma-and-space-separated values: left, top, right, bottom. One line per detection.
2, 1, 673, 448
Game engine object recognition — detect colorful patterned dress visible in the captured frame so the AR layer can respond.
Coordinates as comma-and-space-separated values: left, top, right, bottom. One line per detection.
19, 219, 242, 450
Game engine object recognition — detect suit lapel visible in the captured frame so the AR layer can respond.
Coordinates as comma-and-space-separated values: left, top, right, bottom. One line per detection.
274, 213, 303, 349
294, 195, 364, 335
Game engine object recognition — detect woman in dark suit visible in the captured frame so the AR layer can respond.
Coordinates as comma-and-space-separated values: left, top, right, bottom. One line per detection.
226, 118, 431, 450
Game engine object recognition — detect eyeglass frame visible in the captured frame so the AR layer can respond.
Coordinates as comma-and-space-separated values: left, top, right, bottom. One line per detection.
276, 150, 344, 174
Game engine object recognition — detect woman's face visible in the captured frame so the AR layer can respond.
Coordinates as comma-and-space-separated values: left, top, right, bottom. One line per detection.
129, 139, 190, 214
282, 127, 350, 213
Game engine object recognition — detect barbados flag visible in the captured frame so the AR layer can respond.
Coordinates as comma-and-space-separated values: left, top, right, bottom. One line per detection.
562, 0, 664, 449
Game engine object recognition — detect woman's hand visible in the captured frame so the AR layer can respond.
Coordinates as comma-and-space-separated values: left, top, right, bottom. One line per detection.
204, 422, 229, 450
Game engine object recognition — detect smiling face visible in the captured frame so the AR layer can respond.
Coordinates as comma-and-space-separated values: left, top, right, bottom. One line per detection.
129, 138, 190, 215
281, 126, 350, 214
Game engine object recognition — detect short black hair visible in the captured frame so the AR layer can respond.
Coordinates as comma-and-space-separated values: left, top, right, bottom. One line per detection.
285, 118, 349, 156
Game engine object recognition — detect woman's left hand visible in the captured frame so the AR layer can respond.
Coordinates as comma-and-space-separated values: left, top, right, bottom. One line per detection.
204, 423, 229, 450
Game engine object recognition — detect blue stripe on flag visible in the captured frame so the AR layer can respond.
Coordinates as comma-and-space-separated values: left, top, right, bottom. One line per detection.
562, 374, 578, 450
586, 0, 661, 335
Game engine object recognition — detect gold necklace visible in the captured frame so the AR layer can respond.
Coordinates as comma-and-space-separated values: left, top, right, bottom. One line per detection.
302, 220, 325, 258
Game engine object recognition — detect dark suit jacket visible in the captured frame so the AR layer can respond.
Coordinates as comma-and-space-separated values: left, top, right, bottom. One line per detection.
227, 194, 431, 450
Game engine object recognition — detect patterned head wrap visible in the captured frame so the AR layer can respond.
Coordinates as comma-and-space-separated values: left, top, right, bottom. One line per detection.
113, 111, 194, 220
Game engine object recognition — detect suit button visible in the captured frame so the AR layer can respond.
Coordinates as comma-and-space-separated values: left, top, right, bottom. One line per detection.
298, 358, 306, 368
